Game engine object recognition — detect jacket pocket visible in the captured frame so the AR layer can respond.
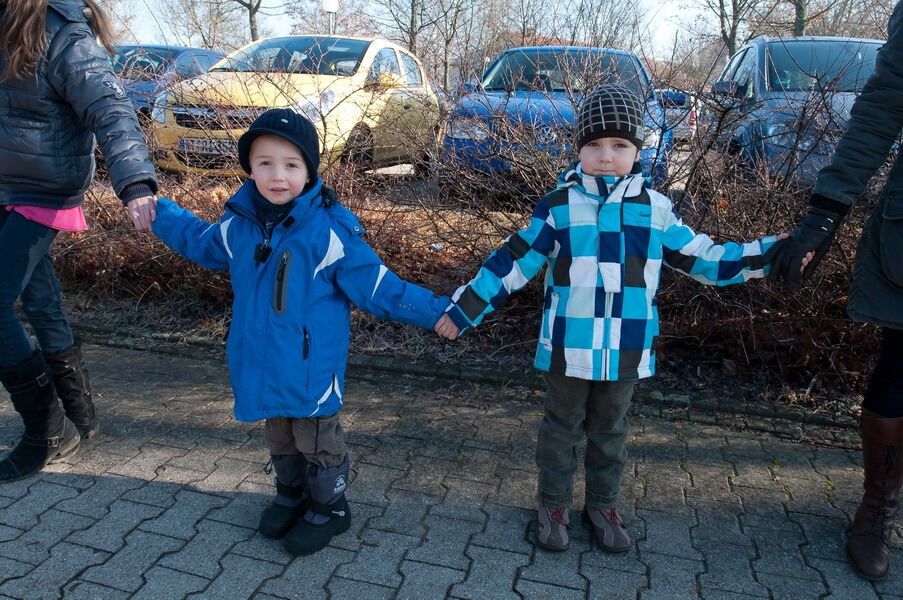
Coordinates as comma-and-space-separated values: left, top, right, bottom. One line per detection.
545, 291, 560, 347
302, 326, 312, 390
273, 250, 292, 314
880, 192, 903, 287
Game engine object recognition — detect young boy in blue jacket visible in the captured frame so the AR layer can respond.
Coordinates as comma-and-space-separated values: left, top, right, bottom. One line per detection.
435, 85, 782, 554
152, 109, 450, 556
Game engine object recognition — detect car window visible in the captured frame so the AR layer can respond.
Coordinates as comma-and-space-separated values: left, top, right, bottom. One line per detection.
367, 48, 402, 84
212, 37, 371, 76
766, 40, 880, 92
718, 48, 748, 83
113, 46, 180, 81
194, 53, 222, 73
730, 48, 759, 99
174, 53, 203, 77
481, 49, 644, 97
400, 52, 423, 87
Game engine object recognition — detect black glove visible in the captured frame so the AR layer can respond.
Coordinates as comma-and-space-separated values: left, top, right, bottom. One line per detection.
765, 206, 842, 289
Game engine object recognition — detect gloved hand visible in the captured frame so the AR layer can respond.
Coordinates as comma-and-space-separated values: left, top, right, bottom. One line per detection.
765, 205, 842, 289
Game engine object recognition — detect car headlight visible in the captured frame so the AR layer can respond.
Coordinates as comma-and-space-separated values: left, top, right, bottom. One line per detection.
150, 91, 167, 124
292, 91, 335, 123
446, 118, 489, 141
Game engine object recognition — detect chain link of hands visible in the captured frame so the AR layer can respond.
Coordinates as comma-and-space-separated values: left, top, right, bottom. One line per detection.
126, 195, 157, 231
435, 313, 459, 340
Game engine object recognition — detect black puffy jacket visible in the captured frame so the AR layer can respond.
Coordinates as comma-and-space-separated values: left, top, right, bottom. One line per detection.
811, 0, 903, 330
0, 0, 157, 208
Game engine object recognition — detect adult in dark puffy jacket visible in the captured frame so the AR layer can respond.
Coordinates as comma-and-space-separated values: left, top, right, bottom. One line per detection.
766, 0, 903, 581
0, 0, 158, 481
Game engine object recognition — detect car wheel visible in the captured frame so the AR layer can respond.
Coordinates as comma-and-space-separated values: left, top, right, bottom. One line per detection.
342, 126, 373, 173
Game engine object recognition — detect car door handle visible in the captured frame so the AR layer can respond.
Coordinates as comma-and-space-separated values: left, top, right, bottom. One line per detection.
403, 104, 413, 110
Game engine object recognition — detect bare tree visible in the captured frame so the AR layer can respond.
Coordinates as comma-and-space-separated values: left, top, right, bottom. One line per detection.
696, 0, 781, 56
158, 0, 249, 51
287, 0, 376, 36
557, 0, 643, 50
429, 0, 475, 89
97, 0, 137, 42
369, 0, 439, 53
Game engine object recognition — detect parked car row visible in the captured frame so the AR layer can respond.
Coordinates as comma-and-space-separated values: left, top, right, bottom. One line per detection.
116, 32, 884, 195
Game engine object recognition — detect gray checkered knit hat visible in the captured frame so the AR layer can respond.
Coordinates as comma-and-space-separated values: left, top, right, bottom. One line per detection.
575, 84, 645, 150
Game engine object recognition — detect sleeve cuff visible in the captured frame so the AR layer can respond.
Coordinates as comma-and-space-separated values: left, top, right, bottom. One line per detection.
446, 303, 473, 333
119, 181, 157, 204
809, 192, 851, 217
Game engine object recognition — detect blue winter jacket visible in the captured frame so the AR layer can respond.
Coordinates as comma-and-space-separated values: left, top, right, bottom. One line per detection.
153, 179, 450, 421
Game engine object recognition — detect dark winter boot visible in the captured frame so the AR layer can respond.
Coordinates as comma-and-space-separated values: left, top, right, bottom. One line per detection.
0, 351, 80, 483
282, 455, 351, 556
43, 342, 98, 439
259, 454, 311, 539
847, 409, 903, 580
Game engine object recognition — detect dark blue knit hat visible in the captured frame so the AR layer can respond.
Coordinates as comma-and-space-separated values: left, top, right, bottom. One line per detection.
237, 108, 320, 175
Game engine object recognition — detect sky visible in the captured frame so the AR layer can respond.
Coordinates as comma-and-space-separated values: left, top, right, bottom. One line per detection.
122, 0, 690, 59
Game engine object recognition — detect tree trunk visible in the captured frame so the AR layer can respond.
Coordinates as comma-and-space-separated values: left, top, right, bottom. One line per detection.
249, 6, 258, 41
793, 0, 807, 36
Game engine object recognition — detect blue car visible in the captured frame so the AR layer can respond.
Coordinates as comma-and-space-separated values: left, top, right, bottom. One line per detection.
707, 35, 883, 187
441, 46, 672, 195
113, 45, 225, 117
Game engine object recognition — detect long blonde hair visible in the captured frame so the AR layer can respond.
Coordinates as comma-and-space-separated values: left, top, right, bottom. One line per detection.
1, 0, 116, 82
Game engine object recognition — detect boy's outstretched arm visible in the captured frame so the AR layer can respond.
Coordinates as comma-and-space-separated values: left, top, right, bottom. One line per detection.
445, 199, 556, 334
661, 209, 778, 286
152, 198, 231, 270
333, 227, 450, 330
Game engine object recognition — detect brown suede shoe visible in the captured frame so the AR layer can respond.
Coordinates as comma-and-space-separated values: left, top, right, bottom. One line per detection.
584, 507, 630, 553
535, 504, 569, 551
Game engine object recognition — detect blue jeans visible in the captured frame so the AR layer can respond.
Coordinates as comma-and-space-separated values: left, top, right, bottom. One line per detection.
0, 209, 75, 368
536, 372, 636, 510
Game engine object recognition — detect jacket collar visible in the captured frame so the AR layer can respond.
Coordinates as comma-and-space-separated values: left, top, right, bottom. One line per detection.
227, 177, 324, 225
555, 160, 647, 202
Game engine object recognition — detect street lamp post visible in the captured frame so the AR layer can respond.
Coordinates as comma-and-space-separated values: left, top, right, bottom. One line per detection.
322, 0, 338, 35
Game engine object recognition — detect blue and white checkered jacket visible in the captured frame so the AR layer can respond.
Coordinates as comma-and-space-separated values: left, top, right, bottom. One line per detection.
445, 163, 776, 381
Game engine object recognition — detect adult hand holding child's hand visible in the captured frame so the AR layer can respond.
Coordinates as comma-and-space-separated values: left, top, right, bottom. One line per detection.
435, 314, 459, 340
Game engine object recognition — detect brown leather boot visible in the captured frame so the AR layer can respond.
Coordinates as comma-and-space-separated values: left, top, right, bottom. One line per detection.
847, 409, 903, 580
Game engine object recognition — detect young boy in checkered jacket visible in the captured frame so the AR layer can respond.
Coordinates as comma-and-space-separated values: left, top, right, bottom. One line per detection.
434, 84, 781, 553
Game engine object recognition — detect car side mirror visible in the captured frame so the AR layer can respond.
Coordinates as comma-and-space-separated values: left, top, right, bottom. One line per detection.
710, 80, 739, 97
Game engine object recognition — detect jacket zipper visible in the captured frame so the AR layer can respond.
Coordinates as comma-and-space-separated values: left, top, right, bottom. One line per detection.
273, 250, 291, 314
303, 328, 310, 359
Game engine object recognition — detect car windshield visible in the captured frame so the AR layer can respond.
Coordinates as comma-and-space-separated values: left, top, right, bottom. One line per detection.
766, 40, 881, 92
113, 47, 180, 81
480, 49, 646, 97
211, 37, 371, 76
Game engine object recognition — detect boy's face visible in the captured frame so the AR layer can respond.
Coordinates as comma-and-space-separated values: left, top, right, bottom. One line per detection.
578, 137, 639, 178
249, 134, 310, 205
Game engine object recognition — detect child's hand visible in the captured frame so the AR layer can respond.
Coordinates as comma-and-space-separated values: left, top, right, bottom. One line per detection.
435, 314, 459, 340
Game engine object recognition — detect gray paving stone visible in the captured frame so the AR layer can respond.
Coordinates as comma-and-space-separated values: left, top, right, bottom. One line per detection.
349, 462, 403, 505
121, 481, 182, 508
639, 551, 704, 600
636, 509, 702, 559
0, 508, 93, 565
206, 491, 271, 530
429, 477, 495, 524
55, 475, 144, 518
327, 577, 395, 599
488, 468, 536, 510
397, 561, 465, 600
582, 565, 647, 599
515, 578, 586, 599
334, 530, 420, 586
807, 557, 879, 599
394, 456, 452, 496
519, 534, 589, 590
687, 498, 751, 547
0, 525, 21, 543
80, 530, 184, 591
754, 572, 827, 599
793, 514, 849, 560
329, 501, 386, 553
139, 489, 230, 540
158, 519, 254, 578
696, 542, 769, 597
62, 580, 131, 599
449, 545, 530, 600
66, 499, 164, 553
634, 470, 692, 516
405, 514, 481, 570
736, 487, 798, 532
194, 458, 258, 493
746, 525, 823, 582
131, 566, 209, 600
0, 542, 107, 600
0, 556, 31, 582
106, 442, 189, 480
186, 554, 282, 600
1, 481, 79, 529
469, 504, 533, 554
260, 546, 355, 598
367, 488, 433, 536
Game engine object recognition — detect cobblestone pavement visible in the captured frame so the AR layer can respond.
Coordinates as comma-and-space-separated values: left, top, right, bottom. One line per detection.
0, 344, 900, 599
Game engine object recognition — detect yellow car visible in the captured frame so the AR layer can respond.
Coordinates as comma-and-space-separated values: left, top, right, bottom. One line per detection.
149, 35, 441, 176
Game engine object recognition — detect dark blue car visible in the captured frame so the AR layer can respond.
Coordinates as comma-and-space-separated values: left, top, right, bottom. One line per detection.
707, 35, 883, 187
113, 45, 225, 117
441, 46, 672, 194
